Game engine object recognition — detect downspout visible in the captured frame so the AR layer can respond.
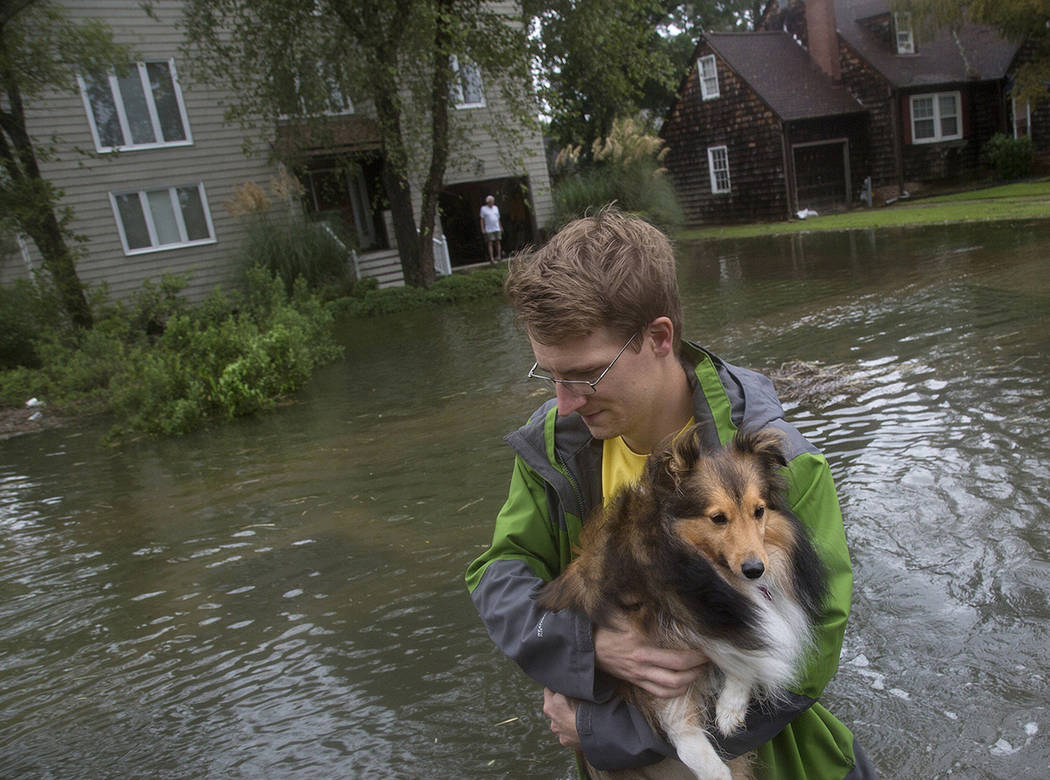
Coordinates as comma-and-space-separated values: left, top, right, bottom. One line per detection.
781, 121, 796, 218
890, 87, 904, 192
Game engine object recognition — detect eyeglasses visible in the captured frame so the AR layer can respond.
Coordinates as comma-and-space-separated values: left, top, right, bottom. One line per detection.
527, 332, 638, 396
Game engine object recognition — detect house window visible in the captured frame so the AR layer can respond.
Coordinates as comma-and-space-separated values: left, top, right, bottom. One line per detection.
708, 146, 731, 193
894, 13, 915, 55
451, 56, 485, 108
110, 183, 216, 255
699, 55, 720, 100
910, 92, 962, 143
80, 59, 192, 152
277, 66, 354, 118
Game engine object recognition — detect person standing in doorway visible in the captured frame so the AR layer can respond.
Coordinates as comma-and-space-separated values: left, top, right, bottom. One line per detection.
480, 194, 503, 263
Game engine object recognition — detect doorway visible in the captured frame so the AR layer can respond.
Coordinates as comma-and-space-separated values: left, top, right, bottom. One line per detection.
439, 177, 535, 266
301, 155, 387, 251
793, 139, 850, 213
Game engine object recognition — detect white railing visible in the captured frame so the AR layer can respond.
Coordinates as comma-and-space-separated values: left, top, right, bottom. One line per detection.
318, 222, 359, 280
433, 234, 452, 276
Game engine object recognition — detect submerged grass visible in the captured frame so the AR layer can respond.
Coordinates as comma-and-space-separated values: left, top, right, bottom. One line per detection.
677, 177, 1050, 240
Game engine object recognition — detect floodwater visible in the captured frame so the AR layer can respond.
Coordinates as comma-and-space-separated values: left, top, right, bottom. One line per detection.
1, 221, 1048, 778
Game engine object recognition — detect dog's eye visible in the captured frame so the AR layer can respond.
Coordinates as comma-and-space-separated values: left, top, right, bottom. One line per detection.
711, 513, 728, 526
754, 506, 765, 519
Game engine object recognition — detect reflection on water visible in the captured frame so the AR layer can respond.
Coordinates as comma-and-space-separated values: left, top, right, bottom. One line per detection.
2, 221, 1049, 778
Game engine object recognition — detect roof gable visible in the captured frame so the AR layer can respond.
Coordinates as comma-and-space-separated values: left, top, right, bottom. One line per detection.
834, 0, 1018, 86
705, 31, 863, 120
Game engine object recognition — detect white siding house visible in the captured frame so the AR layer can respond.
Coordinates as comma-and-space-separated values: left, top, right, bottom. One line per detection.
2, 0, 553, 298
3, 1, 277, 301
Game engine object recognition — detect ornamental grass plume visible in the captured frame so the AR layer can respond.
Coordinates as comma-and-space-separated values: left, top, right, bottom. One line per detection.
592, 117, 668, 172
554, 143, 582, 174
225, 180, 270, 217
269, 166, 305, 201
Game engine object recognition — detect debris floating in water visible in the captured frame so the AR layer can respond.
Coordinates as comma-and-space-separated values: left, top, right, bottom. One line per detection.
767, 360, 864, 404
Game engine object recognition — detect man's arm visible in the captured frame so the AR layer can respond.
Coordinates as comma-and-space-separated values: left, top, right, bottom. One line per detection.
466, 456, 697, 767
467, 455, 603, 701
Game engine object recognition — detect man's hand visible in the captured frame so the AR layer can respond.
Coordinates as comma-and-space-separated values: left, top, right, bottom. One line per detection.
543, 688, 581, 748
594, 612, 708, 698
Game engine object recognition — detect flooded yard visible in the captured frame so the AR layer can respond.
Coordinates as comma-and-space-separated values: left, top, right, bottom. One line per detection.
1, 221, 1048, 778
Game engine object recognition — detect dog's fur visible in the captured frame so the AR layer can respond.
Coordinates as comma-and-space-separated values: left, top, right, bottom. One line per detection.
536, 426, 828, 780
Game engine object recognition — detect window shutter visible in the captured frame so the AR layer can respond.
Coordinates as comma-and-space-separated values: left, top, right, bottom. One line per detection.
960, 89, 971, 138
901, 94, 912, 144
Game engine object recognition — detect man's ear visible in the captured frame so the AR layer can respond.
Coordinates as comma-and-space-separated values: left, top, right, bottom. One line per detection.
646, 316, 675, 358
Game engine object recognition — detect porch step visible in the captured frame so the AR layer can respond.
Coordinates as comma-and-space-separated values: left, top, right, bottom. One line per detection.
356, 249, 404, 288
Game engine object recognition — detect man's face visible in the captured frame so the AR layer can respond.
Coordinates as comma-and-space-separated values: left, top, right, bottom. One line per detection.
529, 327, 654, 442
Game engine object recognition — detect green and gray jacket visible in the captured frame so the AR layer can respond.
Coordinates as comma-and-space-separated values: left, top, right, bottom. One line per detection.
466, 342, 875, 778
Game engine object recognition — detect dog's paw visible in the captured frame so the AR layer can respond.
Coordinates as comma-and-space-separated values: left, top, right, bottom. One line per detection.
677, 746, 731, 780
715, 687, 750, 737
715, 706, 746, 738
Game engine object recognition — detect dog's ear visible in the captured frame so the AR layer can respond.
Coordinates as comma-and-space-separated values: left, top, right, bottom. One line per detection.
733, 427, 789, 497
645, 423, 703, 495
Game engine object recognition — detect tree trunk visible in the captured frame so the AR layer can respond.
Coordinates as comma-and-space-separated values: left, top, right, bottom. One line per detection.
20, 206, 94, 330
369, 50, 428, 287
381, 163, 424, 286
415, 0, 455, 290
0, 44, 93, 328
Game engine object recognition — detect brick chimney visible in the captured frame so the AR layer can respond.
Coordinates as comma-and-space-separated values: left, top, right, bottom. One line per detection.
805, 0, 841, 81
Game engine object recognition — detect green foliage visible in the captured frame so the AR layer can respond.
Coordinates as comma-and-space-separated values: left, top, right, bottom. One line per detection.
551, 118, 683, 231
527, 0, 756, 152
0, 279, 53, 369
331, 266, 506, 317
984, 133, 1034, 180
0, 269, 343, 439
238, 212, 356, 298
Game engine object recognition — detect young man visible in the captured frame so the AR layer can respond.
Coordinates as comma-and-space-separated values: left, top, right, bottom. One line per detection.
465, 211, 875, 778
480, 194, 503, 263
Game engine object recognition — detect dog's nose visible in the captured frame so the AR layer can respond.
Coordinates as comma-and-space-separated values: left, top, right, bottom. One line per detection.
741, 559, 765, 579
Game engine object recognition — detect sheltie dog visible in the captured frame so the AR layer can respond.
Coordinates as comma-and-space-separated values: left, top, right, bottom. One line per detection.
536, 426, 828, 780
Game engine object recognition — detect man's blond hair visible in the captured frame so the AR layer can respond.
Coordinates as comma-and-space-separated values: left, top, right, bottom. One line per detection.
505, 209, 683, 351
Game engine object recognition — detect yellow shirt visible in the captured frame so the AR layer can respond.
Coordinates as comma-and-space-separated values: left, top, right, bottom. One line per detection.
601, 418, 695, 503
601, 435, 649, 503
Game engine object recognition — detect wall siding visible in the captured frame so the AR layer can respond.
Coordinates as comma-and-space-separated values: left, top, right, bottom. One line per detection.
421, 85, 553, 237
900, 82, 1005, 182
837, 41, 899, 189
663, 45, 788, 225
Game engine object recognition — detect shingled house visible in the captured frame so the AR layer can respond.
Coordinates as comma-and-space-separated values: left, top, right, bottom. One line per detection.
662, 0, 1029, 224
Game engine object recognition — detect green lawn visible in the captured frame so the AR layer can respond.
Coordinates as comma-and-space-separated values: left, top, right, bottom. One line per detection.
676, 178, 1050, 240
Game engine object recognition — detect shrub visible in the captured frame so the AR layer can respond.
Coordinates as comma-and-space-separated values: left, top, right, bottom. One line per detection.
330, 266, 507, 317
239, 211, 356, 297
0, 280, 47, 370
551, 117, 683, 231
552, 160, 683, 232
0, 269, 343, 439
985, 133, 1033, 180
106, 271, 342, 437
